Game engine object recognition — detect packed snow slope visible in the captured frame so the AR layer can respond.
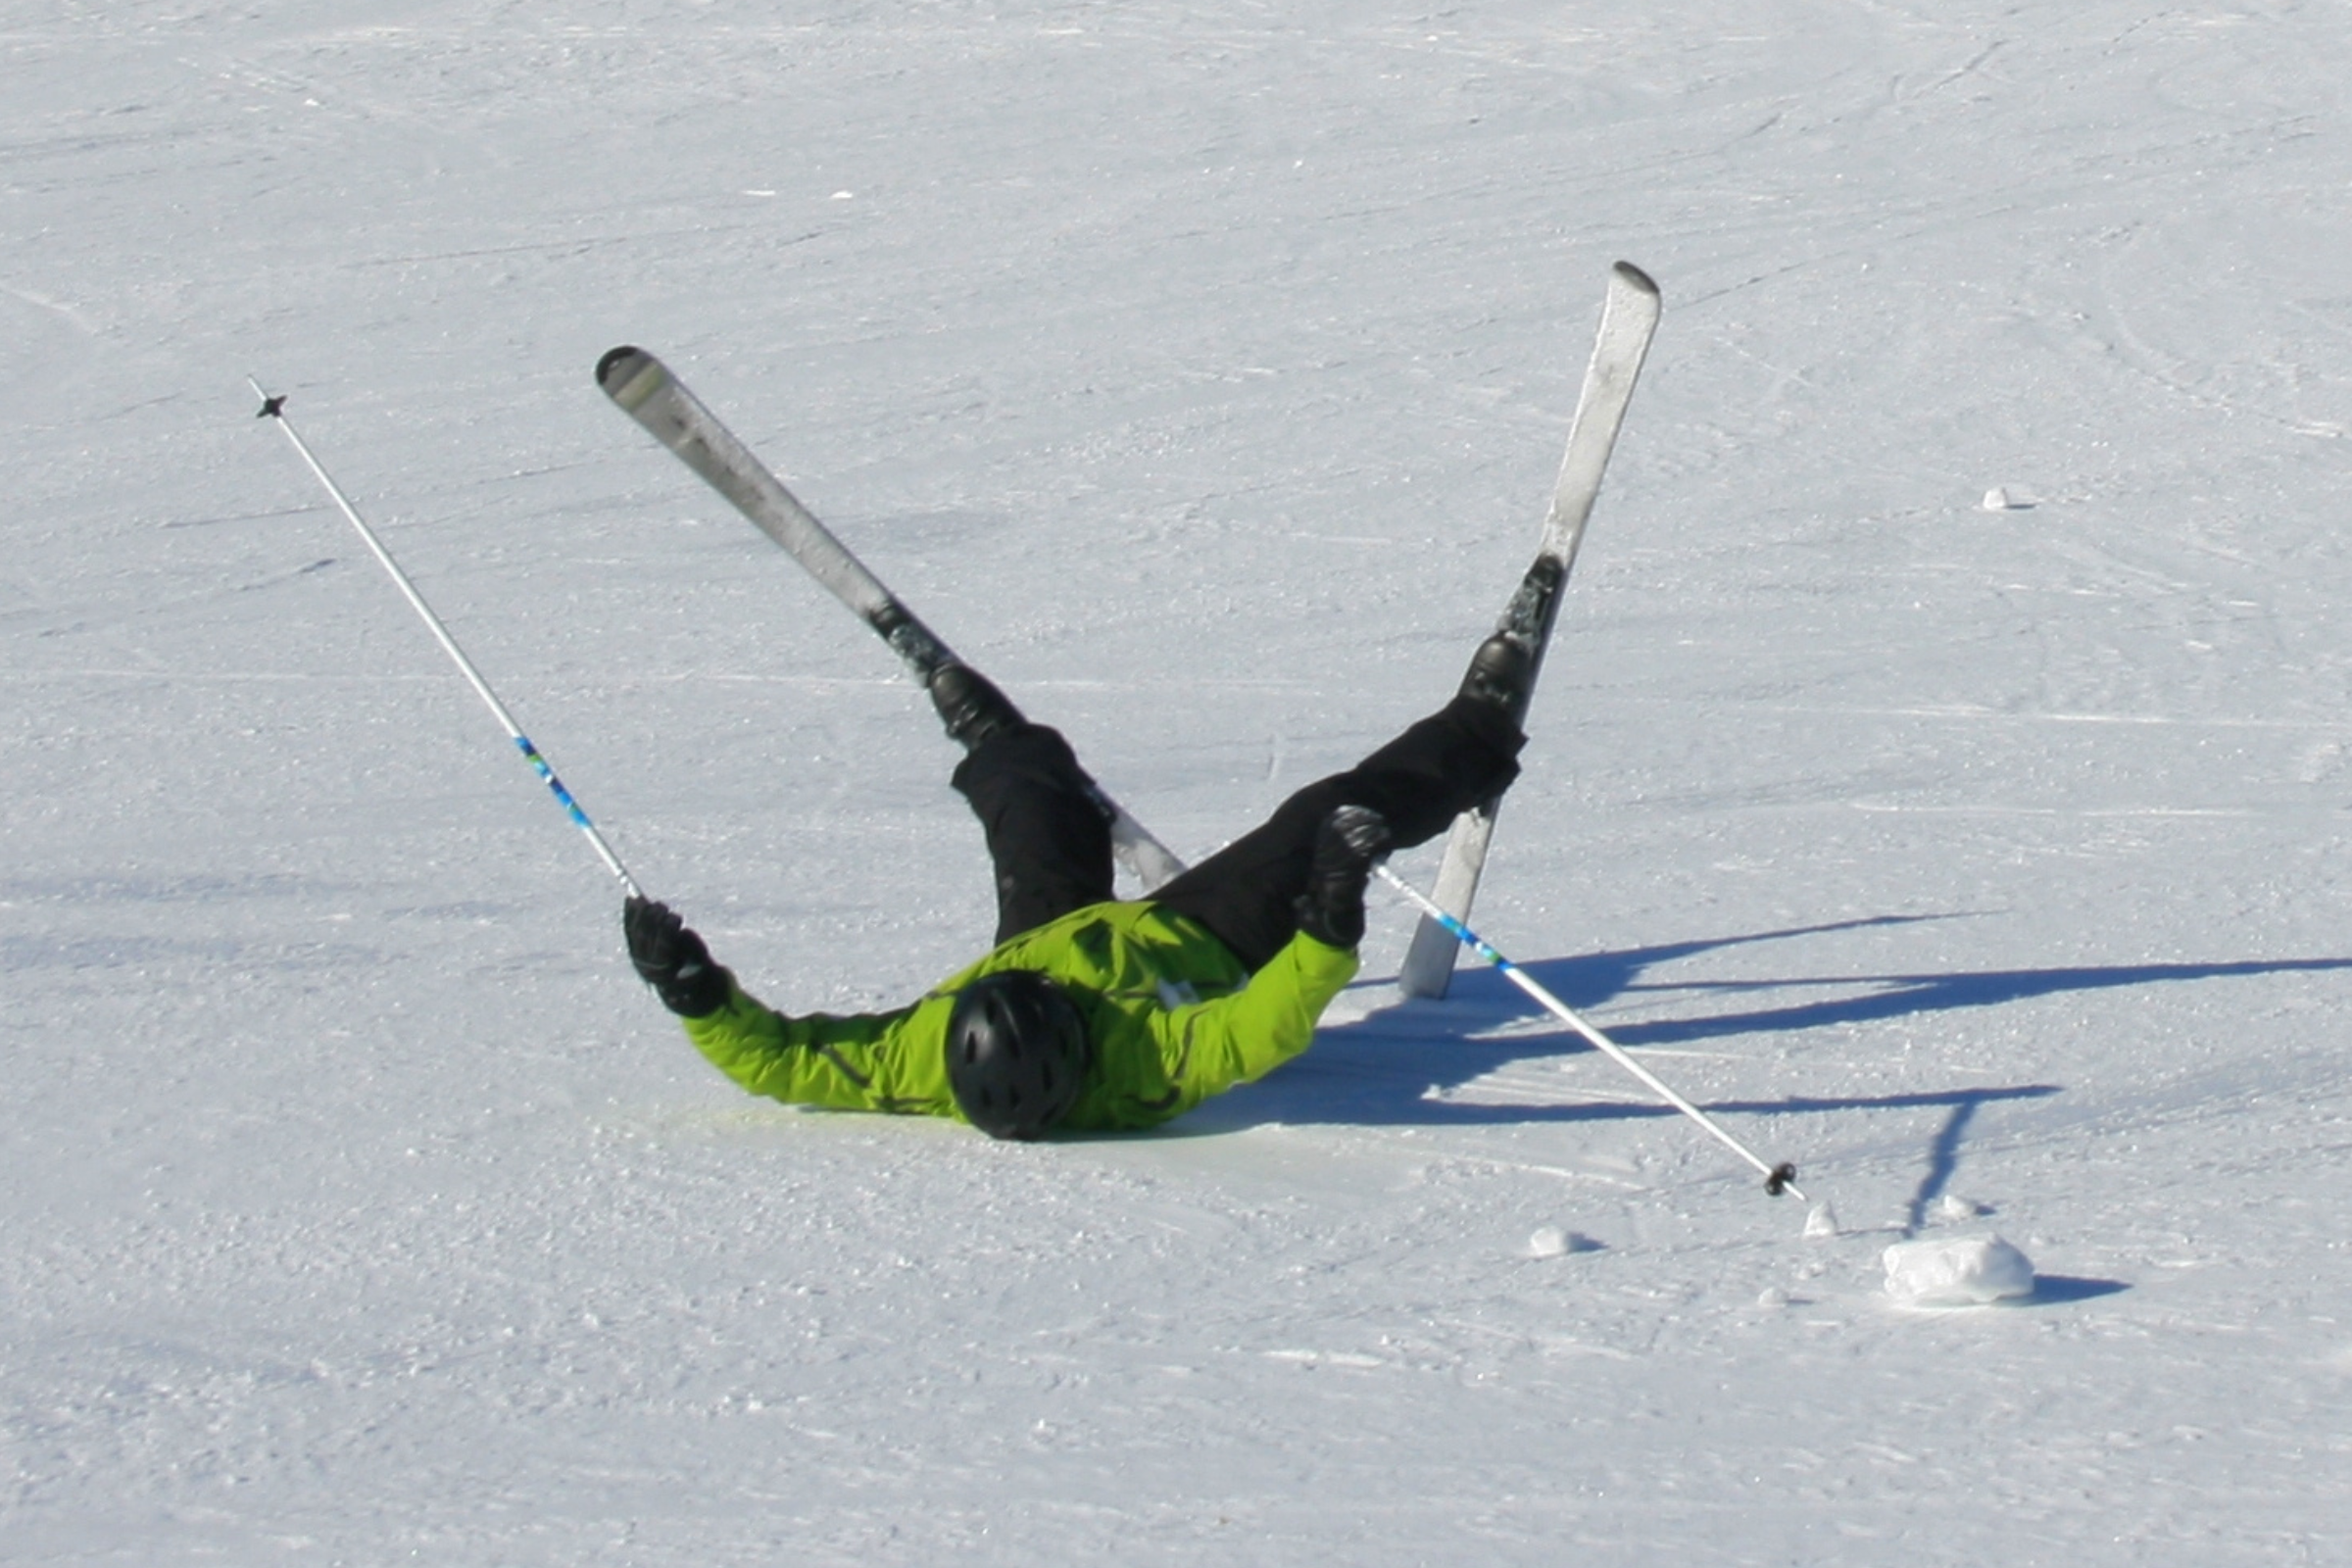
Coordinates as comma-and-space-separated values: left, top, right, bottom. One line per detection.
6, 1, 2349, 1561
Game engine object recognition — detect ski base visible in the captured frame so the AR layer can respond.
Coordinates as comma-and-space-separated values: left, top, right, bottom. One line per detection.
1397, 262, 1661, 999
598, 345, 1189, 892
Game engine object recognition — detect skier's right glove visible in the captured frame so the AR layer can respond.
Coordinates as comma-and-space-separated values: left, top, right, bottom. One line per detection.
623, 896, 732, 1018
1293, 805, 1394, 951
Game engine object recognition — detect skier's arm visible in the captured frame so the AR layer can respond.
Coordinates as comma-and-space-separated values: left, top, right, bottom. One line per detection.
1160, 930, 1360, 1102
1145, 805, 1389, 1113
623, 897, 951, 1115
681, 984, 951, 1115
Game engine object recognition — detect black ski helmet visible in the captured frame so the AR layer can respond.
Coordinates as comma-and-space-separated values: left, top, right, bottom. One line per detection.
944, 970, 1093, 1140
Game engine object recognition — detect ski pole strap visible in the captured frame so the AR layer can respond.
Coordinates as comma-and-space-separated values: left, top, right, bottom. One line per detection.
252, 382, 642, 900
1375, 864, 1803, 1201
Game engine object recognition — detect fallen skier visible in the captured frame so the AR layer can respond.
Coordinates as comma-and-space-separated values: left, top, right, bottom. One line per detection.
625, 635, 1528, 1138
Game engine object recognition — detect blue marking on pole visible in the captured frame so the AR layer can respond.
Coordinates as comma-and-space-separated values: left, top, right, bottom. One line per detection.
1435, 907, 1506, 967
515, 735, 595, 828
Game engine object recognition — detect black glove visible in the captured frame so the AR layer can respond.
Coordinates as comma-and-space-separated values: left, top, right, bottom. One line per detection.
1293, 805, 1394, 951
622, 896, 731, 1018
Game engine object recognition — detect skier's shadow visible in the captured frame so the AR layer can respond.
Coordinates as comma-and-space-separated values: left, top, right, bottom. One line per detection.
1192, 913, 2352, 1135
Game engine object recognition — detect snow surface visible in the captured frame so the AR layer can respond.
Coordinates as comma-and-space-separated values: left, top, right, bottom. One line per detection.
6, 0, 2351, 1561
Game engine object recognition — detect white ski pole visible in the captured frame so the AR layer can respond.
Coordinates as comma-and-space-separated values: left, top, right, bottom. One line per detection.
1377, 864, 1802, 1200
251, 382, 643, 900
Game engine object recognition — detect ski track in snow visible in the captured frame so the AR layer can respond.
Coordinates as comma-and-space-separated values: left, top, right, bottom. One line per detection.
5, 1, 2350, 1562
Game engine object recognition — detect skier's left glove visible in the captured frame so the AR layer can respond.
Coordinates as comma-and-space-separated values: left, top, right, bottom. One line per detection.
1293, 805, 1394, 951
623, 896, 732, 1018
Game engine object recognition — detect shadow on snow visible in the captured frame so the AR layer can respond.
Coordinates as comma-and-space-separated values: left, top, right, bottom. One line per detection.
1191, 913, 2352, 1145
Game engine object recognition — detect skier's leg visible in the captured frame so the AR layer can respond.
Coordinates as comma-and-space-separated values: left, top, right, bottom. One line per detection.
952, 724, 1117, 944
1152, 696, 1524, 970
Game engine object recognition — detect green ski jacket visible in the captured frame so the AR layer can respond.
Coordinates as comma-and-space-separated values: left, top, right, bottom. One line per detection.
681, 900, 1359, 1132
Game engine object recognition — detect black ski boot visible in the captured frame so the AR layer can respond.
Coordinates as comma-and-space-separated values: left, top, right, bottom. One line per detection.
929, 663, 1024, 751
1457, 632, 1535, 713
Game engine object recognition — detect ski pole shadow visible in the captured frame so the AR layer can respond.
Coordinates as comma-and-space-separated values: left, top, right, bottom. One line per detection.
1189, 912, 2352, 1134
1906, 1094, 1984, 1235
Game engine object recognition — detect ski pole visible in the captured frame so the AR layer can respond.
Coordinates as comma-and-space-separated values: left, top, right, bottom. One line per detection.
250, 382, 643, 900
1376, 864, 1802, 1200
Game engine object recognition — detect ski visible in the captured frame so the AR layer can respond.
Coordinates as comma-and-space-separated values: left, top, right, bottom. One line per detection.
1397, 262, 1661, 999
596, 345, 1189, 891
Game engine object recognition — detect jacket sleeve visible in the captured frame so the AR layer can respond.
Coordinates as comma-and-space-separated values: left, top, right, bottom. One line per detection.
1152, 932, 1360, 1112
679, 978, 955, 1117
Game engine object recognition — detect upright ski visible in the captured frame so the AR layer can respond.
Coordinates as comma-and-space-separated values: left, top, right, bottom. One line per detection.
1397, 262, 1661, 999
596, 345, 1188, 891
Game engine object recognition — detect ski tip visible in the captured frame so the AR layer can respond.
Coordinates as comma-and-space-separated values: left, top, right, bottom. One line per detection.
1610, 261, 1660, 298
597, 345, 672, 412
596, 344, 650, 392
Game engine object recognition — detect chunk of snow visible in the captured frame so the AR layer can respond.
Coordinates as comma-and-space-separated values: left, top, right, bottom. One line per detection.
1981, 486, 2036, 511
1935, 1194, 1984, 1221
1527, 1225, 1598, 1258
1883, 1235, 2036, 1306
1803, 1202, 1840, 1239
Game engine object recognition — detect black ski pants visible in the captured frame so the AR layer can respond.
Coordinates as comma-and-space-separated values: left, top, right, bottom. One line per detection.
951, 697, 1526, 973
